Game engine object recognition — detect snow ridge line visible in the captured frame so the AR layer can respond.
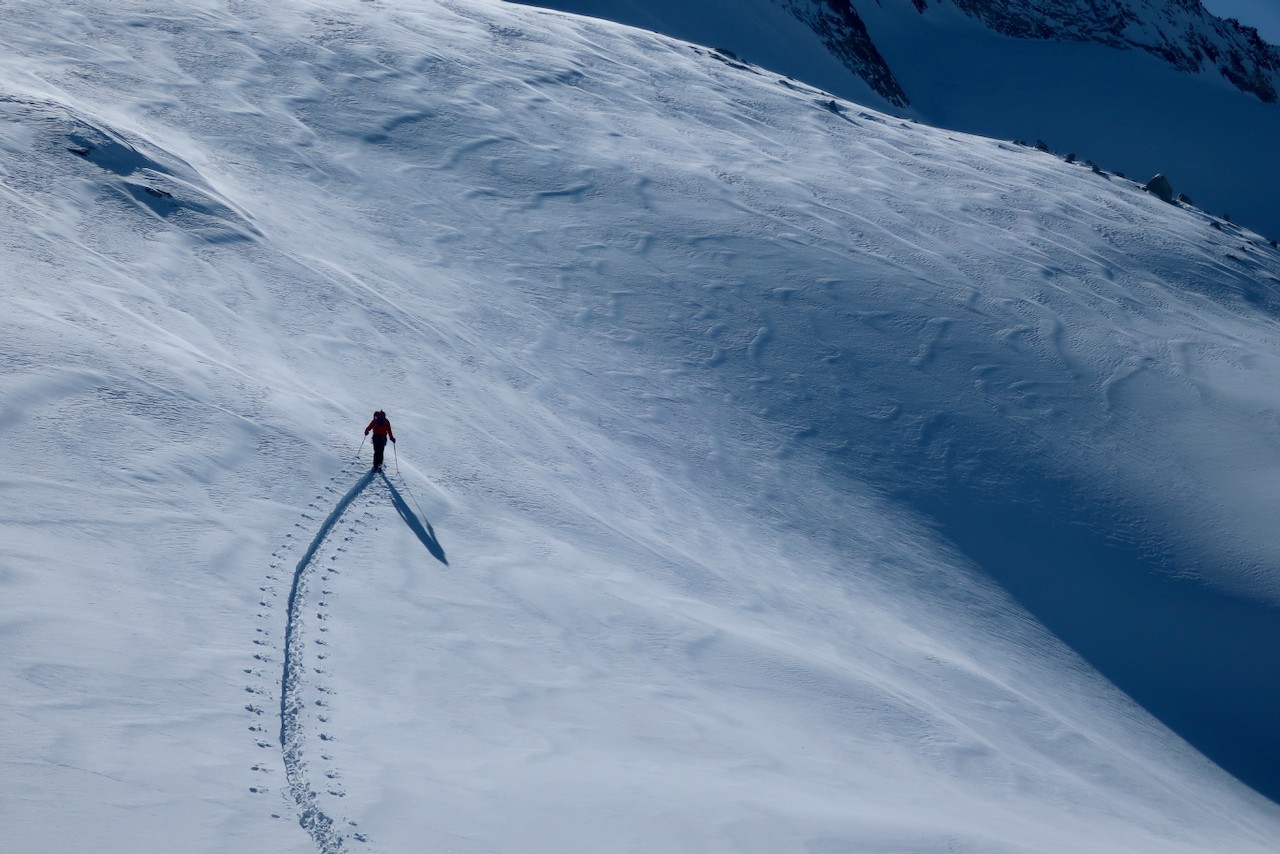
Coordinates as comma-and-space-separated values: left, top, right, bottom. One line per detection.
280, 467, 376, 854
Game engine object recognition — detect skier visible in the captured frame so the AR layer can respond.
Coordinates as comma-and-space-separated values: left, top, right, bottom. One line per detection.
364, 410, 396, 470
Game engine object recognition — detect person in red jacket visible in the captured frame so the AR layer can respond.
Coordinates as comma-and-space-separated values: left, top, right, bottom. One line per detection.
364, 410, 396, 470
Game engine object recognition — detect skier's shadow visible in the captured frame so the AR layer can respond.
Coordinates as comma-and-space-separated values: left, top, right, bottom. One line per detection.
378, 472, 448, 565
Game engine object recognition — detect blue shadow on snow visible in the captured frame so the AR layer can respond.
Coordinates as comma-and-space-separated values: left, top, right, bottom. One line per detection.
912, 477, 1280, 806
380, 471, 448, 565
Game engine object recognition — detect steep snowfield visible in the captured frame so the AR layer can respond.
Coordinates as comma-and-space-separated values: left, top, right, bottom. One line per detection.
2, 1, 1280, 852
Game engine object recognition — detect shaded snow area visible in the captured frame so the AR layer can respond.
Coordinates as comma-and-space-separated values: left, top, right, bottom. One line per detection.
2, 1, 1280, 852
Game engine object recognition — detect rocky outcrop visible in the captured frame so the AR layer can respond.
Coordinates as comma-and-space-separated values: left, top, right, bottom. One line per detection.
1145, 173, 1175, 203
782, 0, 911, 106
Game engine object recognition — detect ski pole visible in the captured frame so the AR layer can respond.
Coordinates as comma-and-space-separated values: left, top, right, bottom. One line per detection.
392, 440, 399, 476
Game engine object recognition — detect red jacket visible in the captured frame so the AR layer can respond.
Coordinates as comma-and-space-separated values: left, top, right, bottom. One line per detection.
365, 416, 394, 440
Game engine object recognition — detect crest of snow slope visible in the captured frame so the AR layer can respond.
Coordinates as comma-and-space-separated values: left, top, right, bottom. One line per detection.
2, 0, 1280, 852
520, 0, 1280, 243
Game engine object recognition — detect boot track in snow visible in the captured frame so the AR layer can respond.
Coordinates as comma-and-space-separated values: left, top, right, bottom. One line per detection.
275, 464, 446, 853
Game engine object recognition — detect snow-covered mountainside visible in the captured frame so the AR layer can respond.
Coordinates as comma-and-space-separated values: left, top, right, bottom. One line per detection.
943, 0, 1280, 100
3, 0, 1280, 851
789, 0, 1280, 105
521, 0, 1280, 242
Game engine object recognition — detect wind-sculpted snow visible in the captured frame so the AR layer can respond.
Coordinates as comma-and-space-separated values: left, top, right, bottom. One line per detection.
3, 0, 1280, 852
0, 96, 259, 244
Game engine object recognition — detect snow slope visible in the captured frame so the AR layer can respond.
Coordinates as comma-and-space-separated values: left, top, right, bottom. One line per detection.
520, 0, 1280, 241
2, 0, 1280, 851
